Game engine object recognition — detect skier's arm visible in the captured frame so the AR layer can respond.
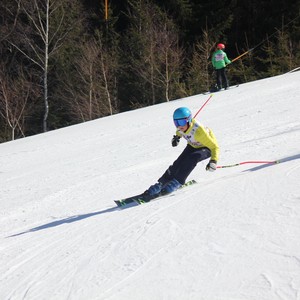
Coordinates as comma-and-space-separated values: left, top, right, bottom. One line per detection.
224, 53, 231, 65
171, 130, 182, 147
176, 130, 182, 138
212, 54, 216, 68
195, 126, 220, 161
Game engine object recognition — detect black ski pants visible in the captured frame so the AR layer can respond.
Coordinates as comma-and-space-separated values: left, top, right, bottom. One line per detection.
216, 67, 229, 89
158, 145, 211, 185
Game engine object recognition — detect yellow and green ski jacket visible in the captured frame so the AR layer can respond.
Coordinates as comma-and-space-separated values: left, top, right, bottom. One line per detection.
176, 119, 220, 161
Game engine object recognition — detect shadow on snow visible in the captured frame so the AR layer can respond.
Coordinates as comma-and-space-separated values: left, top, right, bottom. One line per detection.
7, 206, 120, 238
244, 153, 300, 172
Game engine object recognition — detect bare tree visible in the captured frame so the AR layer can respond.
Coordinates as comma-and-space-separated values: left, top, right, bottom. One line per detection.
0, 0, 21, 43
154, 22, 185, 101
7, 0, 81, 132
0, 64, 38, 140
126, 0, 184, 105
187, 29, 215, 94
63, 32, 119, 122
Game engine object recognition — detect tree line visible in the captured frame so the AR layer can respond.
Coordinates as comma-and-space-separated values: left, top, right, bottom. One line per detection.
0, 0, 299, 142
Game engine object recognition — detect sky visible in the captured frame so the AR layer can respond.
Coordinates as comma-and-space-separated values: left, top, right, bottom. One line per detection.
0, 71, 300, 300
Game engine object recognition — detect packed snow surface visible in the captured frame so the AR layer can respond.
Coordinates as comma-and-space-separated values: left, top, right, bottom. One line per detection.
1, 72, 300, 300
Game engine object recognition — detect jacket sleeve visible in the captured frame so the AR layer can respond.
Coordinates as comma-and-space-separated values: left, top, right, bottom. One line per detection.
176, 130, 182, 138
211, 53, 216, 68
224, 53, 231, 65
195, 126, 220, 161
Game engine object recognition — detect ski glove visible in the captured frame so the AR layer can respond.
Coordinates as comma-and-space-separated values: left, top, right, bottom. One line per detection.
172, 135, 180, 147
206, 160, 217, 172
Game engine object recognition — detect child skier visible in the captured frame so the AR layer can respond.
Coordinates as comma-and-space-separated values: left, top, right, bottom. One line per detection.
144, 107, 219, 196
211, 43, 231, 90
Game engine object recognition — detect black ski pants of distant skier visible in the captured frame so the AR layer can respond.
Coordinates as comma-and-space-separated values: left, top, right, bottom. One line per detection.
158, 145, 211, 185
216, 67, 229, 89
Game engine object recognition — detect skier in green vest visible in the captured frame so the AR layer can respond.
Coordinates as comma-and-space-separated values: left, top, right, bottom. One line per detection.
211, 43, 231, 91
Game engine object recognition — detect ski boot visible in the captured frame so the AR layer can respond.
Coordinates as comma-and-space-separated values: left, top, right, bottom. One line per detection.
161, 178, 181, 195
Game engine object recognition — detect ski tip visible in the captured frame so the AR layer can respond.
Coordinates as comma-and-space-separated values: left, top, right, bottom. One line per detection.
115, 200, 140, 209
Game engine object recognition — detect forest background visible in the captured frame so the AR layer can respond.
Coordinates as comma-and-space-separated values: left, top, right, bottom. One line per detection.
0, 0, 299, 142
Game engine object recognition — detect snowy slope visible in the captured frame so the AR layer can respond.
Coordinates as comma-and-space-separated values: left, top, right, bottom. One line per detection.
0, 72, 300, 300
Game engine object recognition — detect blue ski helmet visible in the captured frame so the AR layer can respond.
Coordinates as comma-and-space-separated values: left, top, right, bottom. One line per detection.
173, 107, 192, 127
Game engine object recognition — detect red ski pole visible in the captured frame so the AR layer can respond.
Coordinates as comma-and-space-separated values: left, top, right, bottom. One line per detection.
217, 160, 280, 169
193, 94, 214, 119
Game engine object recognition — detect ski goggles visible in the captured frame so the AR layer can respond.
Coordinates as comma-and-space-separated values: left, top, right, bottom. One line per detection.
174, 118, 189, 127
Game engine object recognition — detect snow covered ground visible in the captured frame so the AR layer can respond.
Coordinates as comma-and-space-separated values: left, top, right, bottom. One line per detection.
0, 71, 300, 300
